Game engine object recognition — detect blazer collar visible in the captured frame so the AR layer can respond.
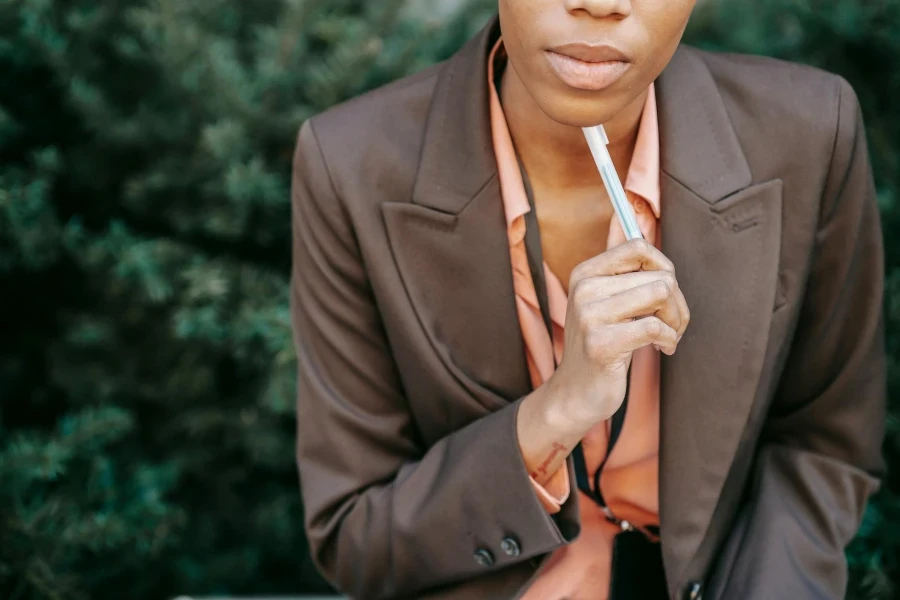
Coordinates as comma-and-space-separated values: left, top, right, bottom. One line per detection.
411, 17, 753, 213
656, 46, 753, 203
411, 17, 501, 214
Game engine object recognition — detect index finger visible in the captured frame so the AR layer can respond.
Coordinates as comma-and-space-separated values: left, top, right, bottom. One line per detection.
571, 239, 676, 287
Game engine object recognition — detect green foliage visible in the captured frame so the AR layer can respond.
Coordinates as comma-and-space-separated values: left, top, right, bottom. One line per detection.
0, 1, 489, 598
1, 406, 184, 600
0, 0, 897, 598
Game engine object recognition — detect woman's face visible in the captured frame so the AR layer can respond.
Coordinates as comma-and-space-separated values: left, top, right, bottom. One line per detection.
498, 0, 695, 126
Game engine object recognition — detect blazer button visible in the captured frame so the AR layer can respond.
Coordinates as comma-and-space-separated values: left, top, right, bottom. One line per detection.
685, 581, 703, 600
473, 548, 495, 567
500, 536, 521, 557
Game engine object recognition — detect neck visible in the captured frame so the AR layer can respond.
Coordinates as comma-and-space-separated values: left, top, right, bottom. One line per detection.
499, 60, 647, 192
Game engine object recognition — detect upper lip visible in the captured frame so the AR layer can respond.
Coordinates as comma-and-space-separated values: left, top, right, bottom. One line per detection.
547, 43, 630, 64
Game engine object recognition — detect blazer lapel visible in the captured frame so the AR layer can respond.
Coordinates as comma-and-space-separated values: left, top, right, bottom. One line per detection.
655, 47, 784, 591
382, 18, 532, 407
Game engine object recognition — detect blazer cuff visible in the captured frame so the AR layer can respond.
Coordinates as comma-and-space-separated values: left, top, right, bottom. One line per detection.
529, 467, 571, 514
450, 396, 580, 563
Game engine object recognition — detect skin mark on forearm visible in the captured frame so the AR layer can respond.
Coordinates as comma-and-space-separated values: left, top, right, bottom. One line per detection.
530, 442, 568, 480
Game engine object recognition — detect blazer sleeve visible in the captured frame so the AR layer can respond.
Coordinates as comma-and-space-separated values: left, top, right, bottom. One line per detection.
290, 120, 577, 600
705, 77, 886, 599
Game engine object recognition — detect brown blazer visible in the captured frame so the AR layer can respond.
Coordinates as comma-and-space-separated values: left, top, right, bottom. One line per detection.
290, 17, 885, 600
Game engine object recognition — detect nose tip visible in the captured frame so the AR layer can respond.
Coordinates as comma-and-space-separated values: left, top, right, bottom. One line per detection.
564, 0, 632, 19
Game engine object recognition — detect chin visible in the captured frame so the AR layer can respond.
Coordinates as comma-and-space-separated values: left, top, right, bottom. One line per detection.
534, 93, 624, 129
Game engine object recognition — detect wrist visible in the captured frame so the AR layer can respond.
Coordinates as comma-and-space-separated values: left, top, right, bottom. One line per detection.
547, 371, 615, 435
542, 372, 602, 438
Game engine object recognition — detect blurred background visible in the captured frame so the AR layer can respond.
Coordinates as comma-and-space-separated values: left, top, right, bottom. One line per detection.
0, 0, 897, 598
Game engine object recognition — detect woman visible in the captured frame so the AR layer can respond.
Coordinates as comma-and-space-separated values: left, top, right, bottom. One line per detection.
290, 2, 885, 599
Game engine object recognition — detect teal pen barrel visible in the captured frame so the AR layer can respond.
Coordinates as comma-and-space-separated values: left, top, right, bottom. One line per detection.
582, 125, 644, 241
600, 161, 643, 241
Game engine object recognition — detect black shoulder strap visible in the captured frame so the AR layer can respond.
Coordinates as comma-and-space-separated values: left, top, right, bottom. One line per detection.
519, 161, 555, 348
518, 157, 629, 514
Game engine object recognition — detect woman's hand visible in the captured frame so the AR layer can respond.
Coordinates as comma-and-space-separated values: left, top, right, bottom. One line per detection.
550, 238, 690, 427
517, 239, 690, 486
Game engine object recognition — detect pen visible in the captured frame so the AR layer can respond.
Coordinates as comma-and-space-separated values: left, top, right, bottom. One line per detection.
582, 125, 643, 241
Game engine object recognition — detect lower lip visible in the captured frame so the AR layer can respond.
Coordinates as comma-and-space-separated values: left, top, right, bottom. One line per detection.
545, 51, 631, 91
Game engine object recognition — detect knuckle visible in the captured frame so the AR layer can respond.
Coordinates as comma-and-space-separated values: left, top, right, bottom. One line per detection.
568, 270, 579, 290
660, 254, 676, 272
634, 238, 652, 255
651, 279, 670, 299
660, 271, 677, 290
572, 278, 592, 304
570, 264, 587, 287
644, 317, 664, 337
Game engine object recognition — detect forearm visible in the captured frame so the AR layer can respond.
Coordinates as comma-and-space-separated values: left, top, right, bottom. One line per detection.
301, 396, 579, 599
516, 376, 596, 486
